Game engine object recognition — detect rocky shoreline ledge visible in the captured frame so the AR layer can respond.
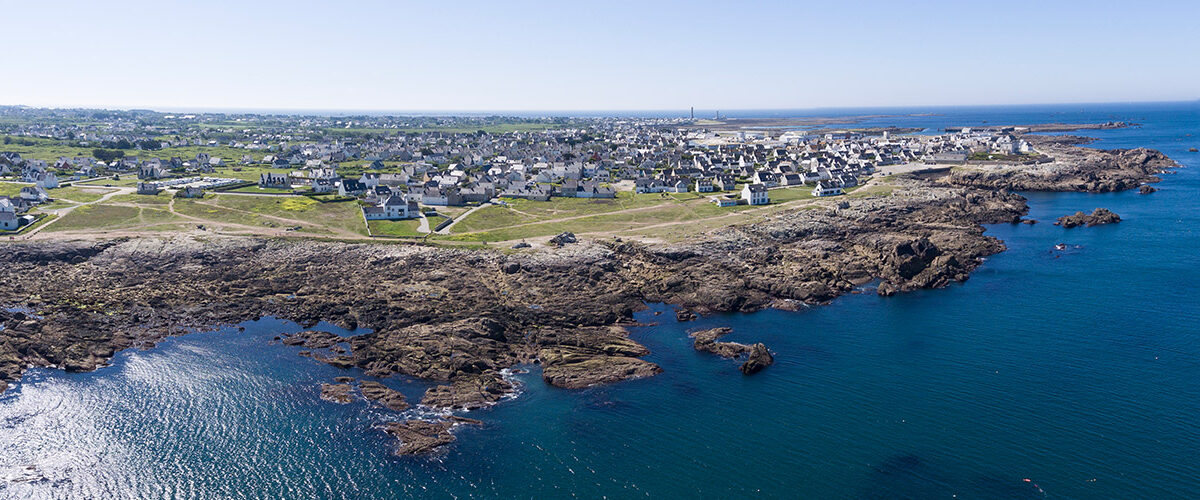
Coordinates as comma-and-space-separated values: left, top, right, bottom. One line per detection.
0, 138, 1179, 455
946, 135, 1174, 193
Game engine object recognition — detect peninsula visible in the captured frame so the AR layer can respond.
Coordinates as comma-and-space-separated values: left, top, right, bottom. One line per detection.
0, 109, 1178, 454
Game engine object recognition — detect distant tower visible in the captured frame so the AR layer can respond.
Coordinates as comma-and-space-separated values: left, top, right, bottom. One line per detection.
690, 107, 694, 120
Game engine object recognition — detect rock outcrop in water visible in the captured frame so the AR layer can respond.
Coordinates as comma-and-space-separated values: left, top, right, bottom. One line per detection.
689, 327, 775, 374
385, 416, 484, 455
0, 139, 1178, 453
359, 381, 410, 411
1055, 208, 1121, 228
320, 383, 355, 404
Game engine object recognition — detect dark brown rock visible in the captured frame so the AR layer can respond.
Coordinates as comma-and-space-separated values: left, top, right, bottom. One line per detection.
675, 309, 697, 322
1055, 208, 1121, 228
689, 327, 774, 375
384, 420, 455, 455
420, 374, 513, 410
740, 343, 774, 375
358, 380, 409, 411
539, 347, 662, 389
320, 383, 354, 404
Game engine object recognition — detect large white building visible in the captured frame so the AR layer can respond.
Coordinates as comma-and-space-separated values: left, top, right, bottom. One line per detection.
363, 194, 420, 220
741, 183, 769, 205
0, 198, 18, 230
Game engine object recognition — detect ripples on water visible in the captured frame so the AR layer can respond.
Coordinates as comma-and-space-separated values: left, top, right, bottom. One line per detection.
2, 103, 1199, 499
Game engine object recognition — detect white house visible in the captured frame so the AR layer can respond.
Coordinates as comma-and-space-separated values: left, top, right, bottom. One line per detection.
259, 172, 290, 189
35, 171, 58, 189
19, 186, 48, 203
812, 181, 844, 197
741, 183, 769, 205
363, 194, 420, 220
634, 178, 666, 194
338, 179, 367, 197
753, 171, 779, 187
0, 198, 18, 230
312, 178, 335, 193
359, 173, 381, 189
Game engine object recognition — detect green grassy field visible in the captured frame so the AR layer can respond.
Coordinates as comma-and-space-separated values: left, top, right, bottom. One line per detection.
443, 185, 825, 242
0, 182, 31, 197
76, 177, 141, 187
45, 204, 176, 232
0, 137, 269, 165
49, 185, 117, 204
173, 194, 368, 236
367, 219, 425, 237
107, 193, 172, 205
451, 192, 672, 233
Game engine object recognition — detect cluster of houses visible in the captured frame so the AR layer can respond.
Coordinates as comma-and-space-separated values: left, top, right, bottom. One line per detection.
2, 110, 1049, 226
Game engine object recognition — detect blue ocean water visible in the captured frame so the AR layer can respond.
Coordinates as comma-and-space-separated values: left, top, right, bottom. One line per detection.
2, 103, 1199, 499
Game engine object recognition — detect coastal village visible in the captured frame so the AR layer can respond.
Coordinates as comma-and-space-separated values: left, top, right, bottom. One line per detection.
0, 107, 1039, 242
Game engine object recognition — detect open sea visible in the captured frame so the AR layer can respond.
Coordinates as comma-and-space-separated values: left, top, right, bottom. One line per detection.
1, 102, 1198, 499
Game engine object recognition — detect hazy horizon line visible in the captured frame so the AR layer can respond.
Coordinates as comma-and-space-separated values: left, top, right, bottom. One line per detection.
2, 99, 1196, 118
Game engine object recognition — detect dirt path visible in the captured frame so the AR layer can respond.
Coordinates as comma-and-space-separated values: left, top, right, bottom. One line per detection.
15, 186, 131, 240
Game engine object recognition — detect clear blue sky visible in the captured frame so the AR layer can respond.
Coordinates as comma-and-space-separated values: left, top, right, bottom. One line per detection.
2, 0, 1196, 112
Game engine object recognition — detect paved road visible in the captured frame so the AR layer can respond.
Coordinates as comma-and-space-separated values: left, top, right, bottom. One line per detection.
435, 202, 491, 234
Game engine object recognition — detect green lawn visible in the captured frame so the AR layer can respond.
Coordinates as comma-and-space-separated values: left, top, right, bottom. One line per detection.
367, 219, 425, 237
107, 193, 172, 205
76, 177, 141, 187
767, 186, 817, 203
0, 182, 31, 197
452, 192, 671, 234
172, 194, 368, 236
49, 185, 116, 204
443, 186, 825, 242
46, 204, 143, 231
0, 136, 270, 165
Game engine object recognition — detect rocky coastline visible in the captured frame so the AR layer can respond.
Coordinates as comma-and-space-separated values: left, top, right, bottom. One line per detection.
946, 135, 1176, 193
0, 138, 1179, 454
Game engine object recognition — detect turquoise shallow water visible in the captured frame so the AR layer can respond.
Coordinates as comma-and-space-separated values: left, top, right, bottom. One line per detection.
1, 103, 1199, 499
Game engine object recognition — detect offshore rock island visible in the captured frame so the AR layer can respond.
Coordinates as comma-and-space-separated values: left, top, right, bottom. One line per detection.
0, 109, 1180, 455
